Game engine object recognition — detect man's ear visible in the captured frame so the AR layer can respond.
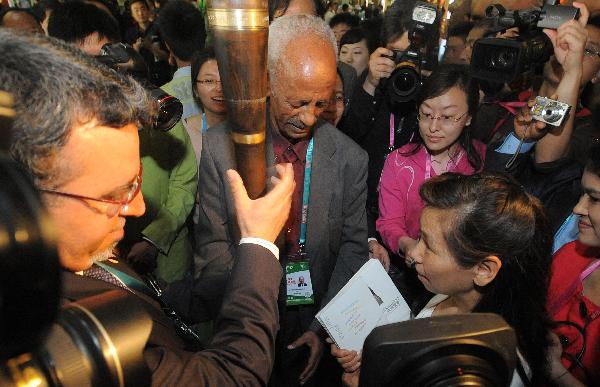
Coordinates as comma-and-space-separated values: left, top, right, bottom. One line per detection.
473, 255, 502, 287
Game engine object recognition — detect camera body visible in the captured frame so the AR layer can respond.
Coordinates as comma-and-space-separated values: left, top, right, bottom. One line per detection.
385, 1, 438, 104
531, 96, 571, 127
470, 0, 580, 83
96, 42, 183, 132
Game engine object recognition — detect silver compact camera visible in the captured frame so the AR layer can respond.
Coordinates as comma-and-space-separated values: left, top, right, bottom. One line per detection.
530, 96, 571, 127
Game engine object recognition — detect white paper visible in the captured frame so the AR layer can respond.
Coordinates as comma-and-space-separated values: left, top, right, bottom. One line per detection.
317, 259, 411, 351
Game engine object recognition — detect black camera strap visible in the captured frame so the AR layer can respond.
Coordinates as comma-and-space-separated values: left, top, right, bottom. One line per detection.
95, 262, 204, 350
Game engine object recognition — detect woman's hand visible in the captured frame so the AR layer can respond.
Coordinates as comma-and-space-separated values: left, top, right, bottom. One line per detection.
327, 338, 362, 373
369, 240, 390, 272
546, 331, 585, 386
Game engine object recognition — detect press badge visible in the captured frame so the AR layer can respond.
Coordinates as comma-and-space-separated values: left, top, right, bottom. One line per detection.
286, 261, 314, 306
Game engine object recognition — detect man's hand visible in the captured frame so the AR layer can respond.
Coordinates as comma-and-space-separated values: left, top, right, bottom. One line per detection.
363, 47, 396, 95
126, 240, 159, 274
543, 2, 589, 75
227, 163, 294, 243
287, 330, 324, 385
368, 240, 390, 272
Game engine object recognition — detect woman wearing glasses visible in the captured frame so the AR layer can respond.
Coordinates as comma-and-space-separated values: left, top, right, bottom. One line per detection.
185, 46, 228, 161
547, 143, 600, 386
376, 64, 485, 261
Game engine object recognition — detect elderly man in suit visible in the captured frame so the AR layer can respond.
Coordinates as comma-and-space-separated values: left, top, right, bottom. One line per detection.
195, 15, 369, 387
1, 30, 294, 386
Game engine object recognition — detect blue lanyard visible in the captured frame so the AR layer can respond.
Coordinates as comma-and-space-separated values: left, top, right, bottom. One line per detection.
298, 138, 314, 252
201, 112, 208, 133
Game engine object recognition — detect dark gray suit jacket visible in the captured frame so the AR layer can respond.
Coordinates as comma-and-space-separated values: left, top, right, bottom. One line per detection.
195, 119, 369, 332
62, 243, 282, 386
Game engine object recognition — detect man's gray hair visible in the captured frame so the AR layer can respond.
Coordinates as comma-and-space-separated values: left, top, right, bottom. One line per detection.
0, 30, 153, 187
268, 14, 337, 86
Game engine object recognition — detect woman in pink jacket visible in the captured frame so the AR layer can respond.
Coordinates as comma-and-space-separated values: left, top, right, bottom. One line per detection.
377, 64, 486, 258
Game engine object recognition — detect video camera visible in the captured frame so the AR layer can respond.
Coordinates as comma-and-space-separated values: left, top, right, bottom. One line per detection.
470, 0, 580, 83
0, 93, 152, 387
96, 42, 183, 132
384, 1, 438, 104
360, 314, 517, 387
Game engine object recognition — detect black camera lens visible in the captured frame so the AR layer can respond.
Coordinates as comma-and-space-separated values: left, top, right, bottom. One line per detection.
393, 70, 418, 94
149, 89, 183, 132
386, 64, 421, 104
490, 50, 517, 70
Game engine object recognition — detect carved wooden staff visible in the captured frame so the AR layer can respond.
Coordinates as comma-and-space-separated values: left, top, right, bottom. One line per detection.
207, 0, 269, 199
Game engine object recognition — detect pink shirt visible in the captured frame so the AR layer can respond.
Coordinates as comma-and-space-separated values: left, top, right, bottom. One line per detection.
376, 141, 486, 254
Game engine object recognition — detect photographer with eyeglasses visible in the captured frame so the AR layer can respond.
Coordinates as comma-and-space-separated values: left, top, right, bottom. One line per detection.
0, 29, 295, 386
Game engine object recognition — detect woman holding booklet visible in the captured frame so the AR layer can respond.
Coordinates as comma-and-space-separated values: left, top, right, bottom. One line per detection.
330, 172, 568, 386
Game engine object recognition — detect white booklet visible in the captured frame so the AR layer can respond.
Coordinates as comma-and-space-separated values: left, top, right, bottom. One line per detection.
316, 259, 411, 352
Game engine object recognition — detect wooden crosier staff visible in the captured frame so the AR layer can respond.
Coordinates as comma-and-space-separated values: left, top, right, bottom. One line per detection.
207, 0, 269, 199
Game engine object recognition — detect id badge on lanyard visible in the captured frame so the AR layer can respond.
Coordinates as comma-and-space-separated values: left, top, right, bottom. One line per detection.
286, 258, 314, 306
286, 138, 315, 306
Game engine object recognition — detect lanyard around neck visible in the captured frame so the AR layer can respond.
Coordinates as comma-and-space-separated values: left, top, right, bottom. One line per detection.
580, 259, 600, 283
95, 261, 157, 299
389, 113, 395, 152
298, 138, 314, 252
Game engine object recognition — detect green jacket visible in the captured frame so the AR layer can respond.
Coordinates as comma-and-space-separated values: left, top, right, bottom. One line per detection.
123, 121, 198, 282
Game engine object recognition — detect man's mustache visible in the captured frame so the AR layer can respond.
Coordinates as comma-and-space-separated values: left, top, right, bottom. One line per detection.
287, 117, 305, 129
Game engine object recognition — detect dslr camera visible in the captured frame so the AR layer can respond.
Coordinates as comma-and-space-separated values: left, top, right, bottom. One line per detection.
384, 1, 438, 104
96, 42, 183, 132
470, 0, 580, 83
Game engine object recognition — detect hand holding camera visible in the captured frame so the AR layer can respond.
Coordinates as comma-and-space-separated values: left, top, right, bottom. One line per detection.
543, 1, 589, 76
363, 47, 396, 96
513, 94, 570, 142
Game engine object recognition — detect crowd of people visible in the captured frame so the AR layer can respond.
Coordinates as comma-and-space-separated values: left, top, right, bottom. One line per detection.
1, 0, 600, 386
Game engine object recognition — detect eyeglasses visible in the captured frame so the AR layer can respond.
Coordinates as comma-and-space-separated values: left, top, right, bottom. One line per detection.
584, 42, 600, 58
38, 165, 143, 217
417, 111, 469, 127
195, 79, 222, 88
